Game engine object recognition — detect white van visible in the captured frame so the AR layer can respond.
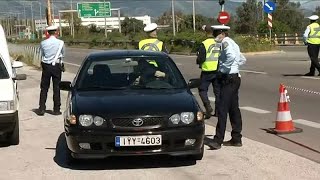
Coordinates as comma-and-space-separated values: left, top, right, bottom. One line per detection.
0, 24, 26, 145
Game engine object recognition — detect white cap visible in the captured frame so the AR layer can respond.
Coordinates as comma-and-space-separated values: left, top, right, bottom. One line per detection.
211, 25, 230, 30
144, 23, 158, 32
308, 15, 319, 20
46, 25, 58, 31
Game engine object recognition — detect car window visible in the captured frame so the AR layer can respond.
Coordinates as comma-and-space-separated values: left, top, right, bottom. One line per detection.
0, 57, 9, 79
76, 56, 186, 90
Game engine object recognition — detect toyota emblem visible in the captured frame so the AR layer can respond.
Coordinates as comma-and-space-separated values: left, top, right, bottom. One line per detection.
132, 118, 144, 127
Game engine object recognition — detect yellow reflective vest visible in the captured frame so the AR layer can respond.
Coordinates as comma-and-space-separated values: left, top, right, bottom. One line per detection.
201, 38, 220, 71
139, 38, 164, 67
307, 23, 320, 45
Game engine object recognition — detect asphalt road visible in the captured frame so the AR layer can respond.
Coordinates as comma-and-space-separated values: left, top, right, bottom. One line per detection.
62, 46, 320, 163
1, 65, 319, 179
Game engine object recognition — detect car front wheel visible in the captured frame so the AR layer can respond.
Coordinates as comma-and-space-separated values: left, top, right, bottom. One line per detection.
8, 113, 19, 145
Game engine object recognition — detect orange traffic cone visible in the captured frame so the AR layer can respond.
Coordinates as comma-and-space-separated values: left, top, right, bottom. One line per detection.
268, 84, 302, 134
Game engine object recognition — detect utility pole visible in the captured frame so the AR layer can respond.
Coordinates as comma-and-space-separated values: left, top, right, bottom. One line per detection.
104, 0, 107, 38
71, 0, 74, 38
172, 0, 176, 36
47, 0, 52, 26
192, 0, 195, 33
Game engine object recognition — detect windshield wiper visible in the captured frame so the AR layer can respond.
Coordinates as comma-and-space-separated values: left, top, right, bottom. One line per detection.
78, 86, 127, 90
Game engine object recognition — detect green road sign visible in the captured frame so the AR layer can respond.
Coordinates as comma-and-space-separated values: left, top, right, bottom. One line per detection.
77, 2, 111, 18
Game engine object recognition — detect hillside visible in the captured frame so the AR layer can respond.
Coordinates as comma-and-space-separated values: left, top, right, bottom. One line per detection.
0, 0, 317, 20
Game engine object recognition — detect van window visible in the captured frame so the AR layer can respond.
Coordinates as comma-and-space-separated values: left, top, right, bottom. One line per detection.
0, 58, 9, 79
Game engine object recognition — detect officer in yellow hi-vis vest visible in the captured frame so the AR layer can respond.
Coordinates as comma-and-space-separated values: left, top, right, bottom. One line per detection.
303, 15, 320, 76
196, 24, 221, 118
139, 23, 168, 68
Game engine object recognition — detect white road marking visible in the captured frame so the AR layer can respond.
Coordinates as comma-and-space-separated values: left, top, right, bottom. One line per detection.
301, 76, 320, 80
64, 62, 81, 67
240, 106, 271, 114
176, 63, 182, 66
293, 119, 320, 129
240, 70, 267, 74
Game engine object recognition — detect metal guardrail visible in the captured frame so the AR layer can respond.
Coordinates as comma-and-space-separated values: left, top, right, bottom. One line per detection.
8, 43, 42, 67
7, 33, 305, 68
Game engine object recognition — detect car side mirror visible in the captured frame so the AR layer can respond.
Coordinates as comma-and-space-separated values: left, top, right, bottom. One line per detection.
188, 78, 201, 89
60, 81, 72, 91
12, 61, 23, 69
13, 74, 27, 80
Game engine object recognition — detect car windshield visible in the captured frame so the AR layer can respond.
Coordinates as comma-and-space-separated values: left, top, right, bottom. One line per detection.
0, 58, 9, 79
76, 55, 187, 90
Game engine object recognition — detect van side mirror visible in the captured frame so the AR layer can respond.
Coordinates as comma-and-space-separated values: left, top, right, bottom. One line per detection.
13, 74, 27, 80
60, 81, 72, 91
12, 61, 23, 68
187, 78, 201, 89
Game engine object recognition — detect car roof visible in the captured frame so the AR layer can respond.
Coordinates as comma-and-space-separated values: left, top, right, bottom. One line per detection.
86, 49, 169, 60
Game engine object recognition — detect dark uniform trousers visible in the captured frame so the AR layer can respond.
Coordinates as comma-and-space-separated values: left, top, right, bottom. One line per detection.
213, 73, 242, 144
39, 62, 62, 111
307, 44, 320, 74
198, 71, 220, 115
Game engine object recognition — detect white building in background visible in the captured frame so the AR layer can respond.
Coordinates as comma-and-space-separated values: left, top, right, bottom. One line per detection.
35, 15, 152, 30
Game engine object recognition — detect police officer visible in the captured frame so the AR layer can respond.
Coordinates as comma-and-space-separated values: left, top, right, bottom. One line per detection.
207, 25, 246, 150
139, 23, 168, 54
196, 24, 221, 118
303, 15, 320, 76
138, 23, 167, 78
37, 25, 65, 116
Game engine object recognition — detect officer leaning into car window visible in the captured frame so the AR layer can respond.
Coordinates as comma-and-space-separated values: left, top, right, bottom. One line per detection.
138, 23, 167, 79
196, 24, 221, 119
37, 25, 65, 116
139, 22, 168, 54
207, 25, 246, 150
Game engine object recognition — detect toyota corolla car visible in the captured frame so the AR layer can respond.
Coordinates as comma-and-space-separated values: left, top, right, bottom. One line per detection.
60, 50, 204, 164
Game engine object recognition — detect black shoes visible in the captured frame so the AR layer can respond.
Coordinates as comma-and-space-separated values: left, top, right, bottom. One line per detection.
37, 109, 61, 116
37, 109, 45, 116
304, 72, 315, 76
207, 141, 221, 150
52, 110, 62, 115
204, 103, 213, 119
223, 139, 243, 147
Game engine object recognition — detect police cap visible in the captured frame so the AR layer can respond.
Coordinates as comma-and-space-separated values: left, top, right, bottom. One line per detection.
211, 25, 230, 31
307, 15, 319, 21
46, 25, 58, 31
144, 23, 158, 32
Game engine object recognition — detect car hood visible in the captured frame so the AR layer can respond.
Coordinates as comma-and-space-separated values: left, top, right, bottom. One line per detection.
74, 89, 198, 117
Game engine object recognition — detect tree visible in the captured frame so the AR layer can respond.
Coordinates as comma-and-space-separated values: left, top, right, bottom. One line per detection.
61, 11, 82, 35
272, 0, 304, 33
314, 6, 320, 17
234, 0, 259, 34
121, 17, 144, 36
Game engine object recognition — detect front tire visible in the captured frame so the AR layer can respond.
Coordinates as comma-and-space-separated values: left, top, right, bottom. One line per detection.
8, 113, 19, 145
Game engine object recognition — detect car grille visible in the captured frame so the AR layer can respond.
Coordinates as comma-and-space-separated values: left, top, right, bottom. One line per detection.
111, 117, 164, 128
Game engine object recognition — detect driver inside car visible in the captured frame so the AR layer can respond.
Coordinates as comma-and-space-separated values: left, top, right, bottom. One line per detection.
133, 58, 167, 85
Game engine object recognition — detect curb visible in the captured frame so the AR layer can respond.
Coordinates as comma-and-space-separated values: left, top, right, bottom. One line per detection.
242, 50, 285, 56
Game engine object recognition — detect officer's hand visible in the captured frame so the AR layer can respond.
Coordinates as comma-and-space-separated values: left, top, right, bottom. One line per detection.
154, 71, 166, 78
133, 76, 140, 85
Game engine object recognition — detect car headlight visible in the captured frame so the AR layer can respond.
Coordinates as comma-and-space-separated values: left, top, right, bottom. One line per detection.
169, 114, 180, 124
0, 101, 14, 111
169, 112, 195, 125
79, 115, 93, 127
93, 116, 105, 126
181, 112, 194, 124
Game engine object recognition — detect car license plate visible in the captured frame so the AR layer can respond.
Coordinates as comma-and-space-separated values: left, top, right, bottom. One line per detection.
115, 135, 162, 147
